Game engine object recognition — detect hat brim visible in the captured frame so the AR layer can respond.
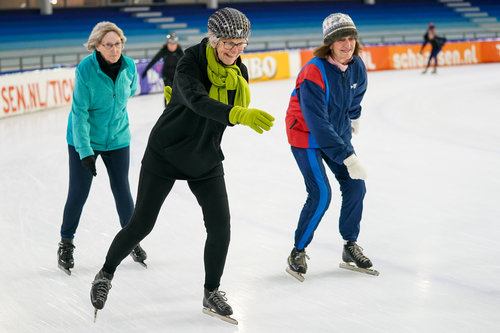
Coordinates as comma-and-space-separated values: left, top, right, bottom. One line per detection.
324, 28, 358, 45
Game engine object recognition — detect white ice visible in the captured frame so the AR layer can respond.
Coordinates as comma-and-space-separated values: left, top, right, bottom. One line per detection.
1, 63, 499, 333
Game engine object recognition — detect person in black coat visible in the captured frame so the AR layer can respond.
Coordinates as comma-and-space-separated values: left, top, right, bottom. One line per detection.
420, 23, 446, 74
142, 32, 184, 87
90, 8, 274, 324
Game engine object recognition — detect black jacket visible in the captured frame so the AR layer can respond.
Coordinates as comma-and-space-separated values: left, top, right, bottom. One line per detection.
142, 38, 249, 180
144, 45, 184, 85
422, 31, 446, 52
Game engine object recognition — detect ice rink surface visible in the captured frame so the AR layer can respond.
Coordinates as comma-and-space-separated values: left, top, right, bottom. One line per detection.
1, 63, 499, 332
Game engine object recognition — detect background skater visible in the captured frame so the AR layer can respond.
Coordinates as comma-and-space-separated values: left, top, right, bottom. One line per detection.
141, 32, 184, 106
420, 23, 446, 74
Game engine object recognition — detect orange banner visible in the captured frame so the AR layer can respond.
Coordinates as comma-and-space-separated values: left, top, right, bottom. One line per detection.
241, 51, 290, 82
299, 39, 500, 71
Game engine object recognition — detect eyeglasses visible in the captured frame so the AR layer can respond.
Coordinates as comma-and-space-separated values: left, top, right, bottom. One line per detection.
221, 41, 248, 51
99, 41, 123, 50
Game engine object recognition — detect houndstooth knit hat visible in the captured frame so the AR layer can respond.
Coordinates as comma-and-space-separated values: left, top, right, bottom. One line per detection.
323, 13, 358, 45
207, 7, 251, 39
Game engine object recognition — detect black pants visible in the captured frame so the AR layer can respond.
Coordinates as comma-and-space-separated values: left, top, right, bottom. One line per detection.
60, 145, 134, 238
103, 167, 230, 291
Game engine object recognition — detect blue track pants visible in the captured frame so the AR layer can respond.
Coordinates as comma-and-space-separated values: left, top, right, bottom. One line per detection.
291, 147, 366, 250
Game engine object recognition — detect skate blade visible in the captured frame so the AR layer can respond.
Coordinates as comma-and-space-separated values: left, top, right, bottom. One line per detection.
130, 254, 148, 268
339, 262, 379, 276
93, 308, 98, 323
285, 267, 305, 282
202, 307, 238, 325
58, 264, 71, 276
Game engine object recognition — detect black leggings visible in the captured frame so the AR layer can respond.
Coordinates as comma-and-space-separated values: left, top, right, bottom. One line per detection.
61, 145, 134, 238
103, 167, 230, 291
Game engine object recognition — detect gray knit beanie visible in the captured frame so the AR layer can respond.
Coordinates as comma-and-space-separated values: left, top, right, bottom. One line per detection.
207, 7, 251, 39
166, 33, 178, 44
323, 13, 358, 45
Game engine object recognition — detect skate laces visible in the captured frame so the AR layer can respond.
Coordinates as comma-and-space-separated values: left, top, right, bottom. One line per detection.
133, 245, 146, 257
294, 251, 309, 263
93, 277, 112, 303
348, 243, 369, 263
209, 290, 230, 310
59, 243, 75, 261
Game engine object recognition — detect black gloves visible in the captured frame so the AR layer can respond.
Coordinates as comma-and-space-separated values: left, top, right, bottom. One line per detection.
81, 155, 97, 176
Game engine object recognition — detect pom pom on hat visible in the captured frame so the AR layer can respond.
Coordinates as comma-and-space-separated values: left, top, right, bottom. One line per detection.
166, 33, 178, 44
323, 13, 358, 45
207, 7, 251, 39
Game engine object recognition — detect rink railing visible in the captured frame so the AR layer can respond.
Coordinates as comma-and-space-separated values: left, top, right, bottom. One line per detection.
2, 30, 500, 73
1, 38, 500, 118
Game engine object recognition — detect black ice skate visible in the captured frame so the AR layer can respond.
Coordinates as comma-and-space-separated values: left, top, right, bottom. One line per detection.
286, 247, 309, 282
90, 269, 113, 322
130, 244, 147, 268
57, 238, 75, 275
202, 288, 238, 325
339, 241, 379, 276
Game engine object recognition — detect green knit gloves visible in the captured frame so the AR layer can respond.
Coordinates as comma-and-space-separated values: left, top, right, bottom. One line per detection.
164, 86, 172, 105
229, 106, 275, 134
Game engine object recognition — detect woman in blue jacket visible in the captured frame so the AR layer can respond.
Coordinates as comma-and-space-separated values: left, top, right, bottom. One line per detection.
285, 13, 376, 281
58, 21, 147, 275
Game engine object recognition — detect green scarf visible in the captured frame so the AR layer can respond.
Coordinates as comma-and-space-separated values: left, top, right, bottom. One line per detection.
206, 44, 250, 108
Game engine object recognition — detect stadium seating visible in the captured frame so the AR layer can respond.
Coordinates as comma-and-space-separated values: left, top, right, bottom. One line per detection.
0, 0, 499, 71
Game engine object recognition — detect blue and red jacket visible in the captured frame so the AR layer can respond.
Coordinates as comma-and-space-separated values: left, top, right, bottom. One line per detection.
285, 56, 367, 164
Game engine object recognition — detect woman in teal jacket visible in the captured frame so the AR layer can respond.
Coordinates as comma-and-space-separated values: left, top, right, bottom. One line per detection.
58, 21, 147, 275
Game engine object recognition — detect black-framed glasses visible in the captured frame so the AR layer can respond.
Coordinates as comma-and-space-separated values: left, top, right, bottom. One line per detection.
99, 41, 123, 50
221, 41, 248, 51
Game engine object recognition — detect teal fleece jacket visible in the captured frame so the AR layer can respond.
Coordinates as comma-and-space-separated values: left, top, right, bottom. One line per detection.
66, 51, 138, 159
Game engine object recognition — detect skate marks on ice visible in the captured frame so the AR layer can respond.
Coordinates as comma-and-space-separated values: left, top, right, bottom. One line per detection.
202, 307, 238, 325
285, 267, 305, 282
339, 262, 380, 276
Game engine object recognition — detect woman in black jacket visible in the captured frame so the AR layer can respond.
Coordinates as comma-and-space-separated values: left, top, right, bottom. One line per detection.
141, 33, 184, 88
90, 8, 274, 325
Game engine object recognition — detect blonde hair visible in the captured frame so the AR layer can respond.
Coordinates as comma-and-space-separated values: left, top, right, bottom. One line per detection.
313, 39, 363, 59
85, 21, 127, 51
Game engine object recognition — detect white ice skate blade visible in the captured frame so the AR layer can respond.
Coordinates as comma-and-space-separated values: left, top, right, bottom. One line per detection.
339, 262, 379, 276
285, 267, 305, 282
58, 264, 71, 276
202, 307, 238, 325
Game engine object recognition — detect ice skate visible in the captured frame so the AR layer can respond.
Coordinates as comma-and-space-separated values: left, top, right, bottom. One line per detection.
421, 68, 428, 74
286, 247, 309, 282
339, 241, 379, 276
90, 269, 113, 322
202, 288, 238, 325
431, 67, 437, 74
57, 238, 75, 275
130, 244, 147, 268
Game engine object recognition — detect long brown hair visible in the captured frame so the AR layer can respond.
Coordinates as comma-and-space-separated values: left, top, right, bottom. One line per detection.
313, 39, 363, 59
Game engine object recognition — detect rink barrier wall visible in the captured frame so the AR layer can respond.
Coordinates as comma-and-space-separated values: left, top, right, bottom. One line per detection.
1, 39, 499, 118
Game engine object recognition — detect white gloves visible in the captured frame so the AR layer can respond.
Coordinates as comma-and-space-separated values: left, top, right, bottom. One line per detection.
351, 118, 360, 134
343, 154, 367, 180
